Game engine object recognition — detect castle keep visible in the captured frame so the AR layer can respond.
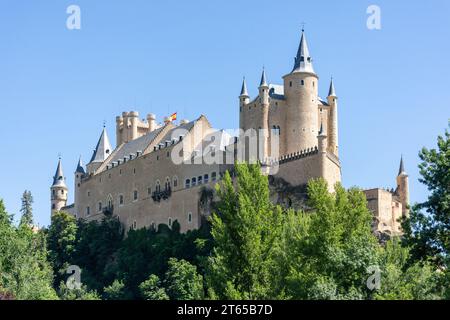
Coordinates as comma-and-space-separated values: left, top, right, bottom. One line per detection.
50, 30, 409, 236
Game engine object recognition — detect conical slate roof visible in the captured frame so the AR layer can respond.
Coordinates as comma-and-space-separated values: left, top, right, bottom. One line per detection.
260, 68, 268, 87
240, 77, 249, 96
328, 77, 337, 97
292, 30, 315, 74
75, 156, 86, 174
89, 127, 112, 164
52, 158, 67, 188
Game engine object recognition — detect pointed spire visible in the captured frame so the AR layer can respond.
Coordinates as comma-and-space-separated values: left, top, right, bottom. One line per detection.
75, 156, 86, 174
52, 158, 67, 188
89, 127, 112, 164
318, 121, 326, 136
292, 29, 315, 74
259, 67, 268, 87
398, 155, 406, 176
328, 77, 337, 97
240, 77, 249, 97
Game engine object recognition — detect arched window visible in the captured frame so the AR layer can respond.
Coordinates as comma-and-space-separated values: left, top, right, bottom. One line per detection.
198, 175, 203, 185
211, 172, 217, 182
192, 177, 197, 187
156, 180, 161, 193
107, 194, 113, 209
204, 174, 209, 184
165, 177, 171, 191
173, 176, 178, 188
185, 179, 191, 189
168, 217, 172, 227
301, 80, 305, 86
98, 202, 102, 212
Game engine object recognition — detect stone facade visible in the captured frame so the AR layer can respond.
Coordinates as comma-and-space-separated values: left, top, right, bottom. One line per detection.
51, 30, 408, 237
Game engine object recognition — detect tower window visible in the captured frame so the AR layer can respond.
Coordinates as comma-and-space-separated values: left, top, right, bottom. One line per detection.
188, 212, 192, 223
98, 202, 102, 212
168, 217, 172, 227
86, 206, 90, 216
52, 204, 55, 210
289, 81, 292, 87
133, 190, 138, 201
301, 80, 305, 86
119, 194, 124, 205
133, 168, 136, 174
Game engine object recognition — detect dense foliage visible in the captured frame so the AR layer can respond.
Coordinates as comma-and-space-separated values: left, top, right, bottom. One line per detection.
0, 126, 448, 300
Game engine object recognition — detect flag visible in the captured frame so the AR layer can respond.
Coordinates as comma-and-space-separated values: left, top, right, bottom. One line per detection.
167, 112, 177, 122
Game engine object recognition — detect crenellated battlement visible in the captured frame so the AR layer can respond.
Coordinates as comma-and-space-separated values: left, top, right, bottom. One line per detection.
262, 146, 319, 166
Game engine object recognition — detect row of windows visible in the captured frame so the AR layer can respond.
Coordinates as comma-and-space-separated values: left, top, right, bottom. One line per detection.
185, 172, 217, 188
289, 79, 315, 87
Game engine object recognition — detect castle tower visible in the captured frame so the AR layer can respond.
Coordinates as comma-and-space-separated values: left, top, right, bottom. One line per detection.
147, 113, 157, 132
51, 158, 68, 216
283, 29, 319, 155
317, 123, 328, 182
258, 68, 270, 160
86, 126, 112, 175
74, 156, 85, 217
396, 156, 410, 217
327, 78, 339, 156
239, 77, 250, 130
116, 115, 124, 146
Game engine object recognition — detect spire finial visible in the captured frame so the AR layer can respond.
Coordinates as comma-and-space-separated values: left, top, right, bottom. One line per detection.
240, 76, 249, 97
328, 76, 337, 97
301, 22, 306, 32
260, 67, 268, 87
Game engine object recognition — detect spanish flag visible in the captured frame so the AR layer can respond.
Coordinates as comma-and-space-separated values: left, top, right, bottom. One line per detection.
168, 112, 177, 122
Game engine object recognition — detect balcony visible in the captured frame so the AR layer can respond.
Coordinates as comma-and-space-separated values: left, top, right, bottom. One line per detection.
151, 187, 172, 202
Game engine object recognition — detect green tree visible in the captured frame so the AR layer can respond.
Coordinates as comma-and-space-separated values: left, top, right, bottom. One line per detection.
373, 239, 441, 300
19, 190, 33, 227
207, 163, 284, 299
0, 199, 58, 300
139, 274, 169, 300
165, 258, 204, 300
58, 281, 100, 300
284, 180, 379, 300
47, 211, 78, 285
402, 124, 450, 266
103, 279, 131, 300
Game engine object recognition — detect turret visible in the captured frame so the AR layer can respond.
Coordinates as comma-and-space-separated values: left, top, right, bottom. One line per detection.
327, 77, 339, 156
283, 29, 319, 155
129, 111, 139, 141
51, 158, 68, 216
74, 156, 85, 218
239, 77, 250, 130
396, 156, 410, 217
147, 113, 157, 132
116, 115, 123, 146
86, 126, 112, 175
317, 123, 328, 183
258, 68, 270, 160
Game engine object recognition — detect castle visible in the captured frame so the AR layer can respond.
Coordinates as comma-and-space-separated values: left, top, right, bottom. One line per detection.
50, 30, 409, 237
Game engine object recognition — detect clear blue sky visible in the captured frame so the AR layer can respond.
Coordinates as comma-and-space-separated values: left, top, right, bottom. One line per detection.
1, 0, 449, 227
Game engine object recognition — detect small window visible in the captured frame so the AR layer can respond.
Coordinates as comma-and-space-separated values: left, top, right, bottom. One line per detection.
188, 212, 192, 223
119, 195, 124, 205
289, 81, 292, 87
133, 168, 136, 175
52, 204, 55, 210
173, 177, 178, 188
87, 191, 90, 197
151, 222, 156, 230
192, 177, 197, 187
119, 169, 122, 175
211, 172, 217, 181
301, 80, 305, 86
98, 202, 102, 212
61, 190, 64, 195
204, 174, 209, 184
198, 176, 203, 185
185, 179, 191, 189
168, 218, 172, 227
132, 221, 137, 230
133, 190, 138, 201
156, 181, 161, 192
86, 206, 90, 216
167, 151, 170, 158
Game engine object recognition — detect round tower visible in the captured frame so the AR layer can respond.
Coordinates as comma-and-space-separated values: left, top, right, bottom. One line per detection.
396, 156, 410, 217
51, 158, 68, 216
327, 77, 339, 156
239, 77, 250, 131
74, 156, 85, 218
283, 30, 319, 155
147, 113, 157, 132
129, 111, 139, 141
317, 123, 328, 179
116, 115, 123, 146
258, 68, 270, 160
